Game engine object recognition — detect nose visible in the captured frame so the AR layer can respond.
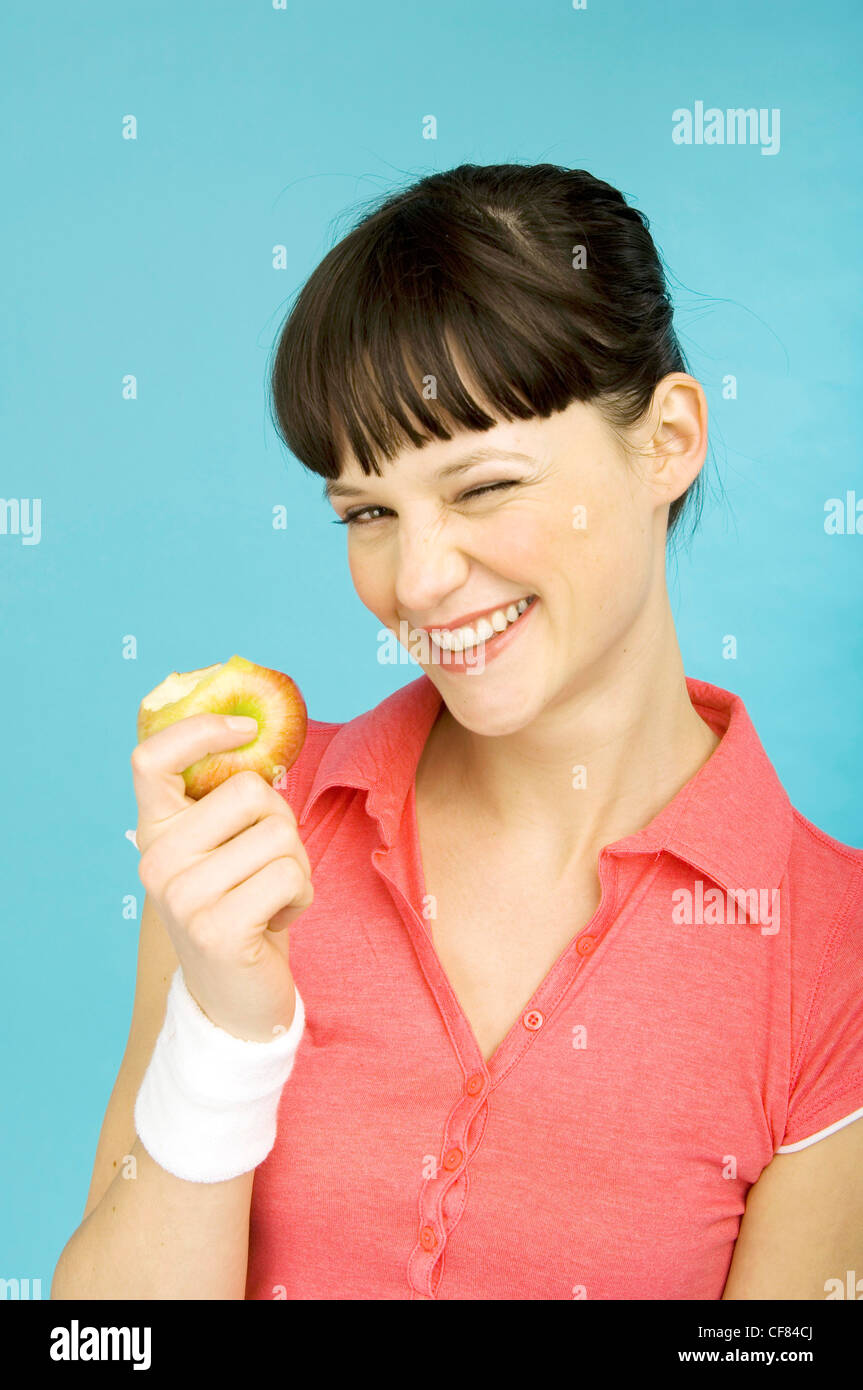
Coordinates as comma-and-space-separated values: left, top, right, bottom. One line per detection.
393, 509, 469, 622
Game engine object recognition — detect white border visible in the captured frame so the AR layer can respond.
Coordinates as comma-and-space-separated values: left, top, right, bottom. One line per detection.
776, 1104, 863, 1153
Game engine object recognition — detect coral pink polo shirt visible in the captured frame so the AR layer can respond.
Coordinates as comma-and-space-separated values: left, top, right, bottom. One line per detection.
245, 673, 863, 1300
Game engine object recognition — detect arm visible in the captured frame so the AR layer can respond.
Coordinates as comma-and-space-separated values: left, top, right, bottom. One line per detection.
50, 894, 255, 1301
53, 713, 311, 1301
721, 1116, 863, 1299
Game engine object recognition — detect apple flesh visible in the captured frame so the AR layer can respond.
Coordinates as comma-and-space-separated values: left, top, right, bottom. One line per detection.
137, 655, 307, 800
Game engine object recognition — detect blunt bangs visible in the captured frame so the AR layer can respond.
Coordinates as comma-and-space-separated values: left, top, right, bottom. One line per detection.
267, 163, 705, 539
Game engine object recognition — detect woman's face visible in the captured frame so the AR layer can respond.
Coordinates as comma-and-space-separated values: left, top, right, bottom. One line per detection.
326, 385, 700, 737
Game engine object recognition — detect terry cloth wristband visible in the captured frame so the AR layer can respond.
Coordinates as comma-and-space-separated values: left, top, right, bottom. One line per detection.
134, 966, 305, 1183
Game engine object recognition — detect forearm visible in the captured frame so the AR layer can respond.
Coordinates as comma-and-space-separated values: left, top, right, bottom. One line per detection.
51, 1137, 254, 1301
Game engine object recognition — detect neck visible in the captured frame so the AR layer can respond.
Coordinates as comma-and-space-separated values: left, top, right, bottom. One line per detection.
416, 591, 721, 881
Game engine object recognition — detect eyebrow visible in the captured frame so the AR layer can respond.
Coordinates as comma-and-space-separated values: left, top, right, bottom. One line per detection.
322, 447, 540, 501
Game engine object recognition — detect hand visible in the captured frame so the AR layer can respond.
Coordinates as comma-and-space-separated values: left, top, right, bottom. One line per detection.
131, 713, 313, 1042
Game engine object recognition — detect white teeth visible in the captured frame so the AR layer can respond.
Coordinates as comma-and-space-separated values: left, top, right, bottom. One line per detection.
428, 595, 535, 652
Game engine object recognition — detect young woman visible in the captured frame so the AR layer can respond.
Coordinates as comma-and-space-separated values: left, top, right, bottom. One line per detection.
53, 163, 863, 1301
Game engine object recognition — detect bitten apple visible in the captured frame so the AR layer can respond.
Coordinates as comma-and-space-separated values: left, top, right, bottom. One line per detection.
137, 655, 307, 799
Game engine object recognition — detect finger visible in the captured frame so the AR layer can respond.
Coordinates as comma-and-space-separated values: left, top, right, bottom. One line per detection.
201, 857, 314, 946
131, 713, 258, 824
139, 767, 303, 884
157, 815, 310, 915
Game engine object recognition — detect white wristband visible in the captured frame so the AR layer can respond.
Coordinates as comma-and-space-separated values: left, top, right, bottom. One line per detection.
134, 967, 305, 1183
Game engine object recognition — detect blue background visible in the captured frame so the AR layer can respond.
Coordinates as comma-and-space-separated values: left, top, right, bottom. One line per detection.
2, 0, 861, 1291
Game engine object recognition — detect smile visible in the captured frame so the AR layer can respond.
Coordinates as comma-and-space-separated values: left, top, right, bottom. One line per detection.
426, 594, 537, 652
403, 594, 539, 674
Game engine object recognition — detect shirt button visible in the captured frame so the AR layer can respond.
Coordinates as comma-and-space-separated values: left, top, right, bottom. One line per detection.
420, 1225, 437, 1250
443, 1147, 463, 1171
576, 935, 596, 956
465, 1072, 484, 1095
523, 1009, 544, 1031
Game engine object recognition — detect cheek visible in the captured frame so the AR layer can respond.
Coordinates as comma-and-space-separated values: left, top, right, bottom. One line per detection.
566, 493, 654, 630
346, 542, 388, 610
486, 512, 556, 573
568, 469, 649, 563
492, 502, 603, 577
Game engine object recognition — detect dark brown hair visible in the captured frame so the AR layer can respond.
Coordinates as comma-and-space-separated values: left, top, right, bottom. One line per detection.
268, 162, 705, 542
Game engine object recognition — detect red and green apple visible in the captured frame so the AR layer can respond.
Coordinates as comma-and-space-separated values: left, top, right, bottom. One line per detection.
137, 654, 307, 799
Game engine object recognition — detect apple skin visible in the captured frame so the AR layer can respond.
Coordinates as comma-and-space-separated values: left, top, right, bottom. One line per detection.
137, 655, 307, 800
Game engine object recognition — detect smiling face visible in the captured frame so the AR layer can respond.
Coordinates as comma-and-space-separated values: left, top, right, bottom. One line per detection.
326, 386, 699, 738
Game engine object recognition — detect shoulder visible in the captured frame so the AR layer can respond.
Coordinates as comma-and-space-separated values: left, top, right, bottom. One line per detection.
275, 674, 437, 826
279, 717, 345, 819
785, 806, 863, 936
789, 805, 863, 872
782, 806, 863, 1007
775, 807, 863, 1152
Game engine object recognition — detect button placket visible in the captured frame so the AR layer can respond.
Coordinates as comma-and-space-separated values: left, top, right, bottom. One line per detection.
382, 834, 623, 1297
410, 1075, 489, 1294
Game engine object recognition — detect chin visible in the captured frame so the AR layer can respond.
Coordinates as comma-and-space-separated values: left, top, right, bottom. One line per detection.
432, 673, 544, 739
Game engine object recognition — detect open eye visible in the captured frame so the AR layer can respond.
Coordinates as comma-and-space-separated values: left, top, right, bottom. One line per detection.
333, 505, 390, 526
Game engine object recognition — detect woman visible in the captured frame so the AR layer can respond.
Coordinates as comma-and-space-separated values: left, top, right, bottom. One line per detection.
53, 164, 863, 1301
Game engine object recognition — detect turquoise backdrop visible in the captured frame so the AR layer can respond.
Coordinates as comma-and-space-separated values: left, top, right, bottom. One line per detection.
1, 0, 861, 1293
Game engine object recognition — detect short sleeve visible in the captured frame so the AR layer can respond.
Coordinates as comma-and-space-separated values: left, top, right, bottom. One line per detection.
776, 876, 863, 1152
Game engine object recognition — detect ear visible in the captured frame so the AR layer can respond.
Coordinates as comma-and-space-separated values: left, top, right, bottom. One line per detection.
637, 372, 708, 509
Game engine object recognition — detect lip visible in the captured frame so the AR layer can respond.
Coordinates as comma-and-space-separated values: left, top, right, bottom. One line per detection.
421, 595, 539, 674
412, 594, 536, 633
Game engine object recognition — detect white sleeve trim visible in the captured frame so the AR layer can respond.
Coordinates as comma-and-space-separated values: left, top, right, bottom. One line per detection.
775, 1103, 863, 1153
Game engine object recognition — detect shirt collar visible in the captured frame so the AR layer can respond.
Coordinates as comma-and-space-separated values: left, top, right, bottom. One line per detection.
299, 674, 793, 896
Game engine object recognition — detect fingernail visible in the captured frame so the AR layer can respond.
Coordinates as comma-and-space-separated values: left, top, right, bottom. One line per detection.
227, 715, 258, 732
